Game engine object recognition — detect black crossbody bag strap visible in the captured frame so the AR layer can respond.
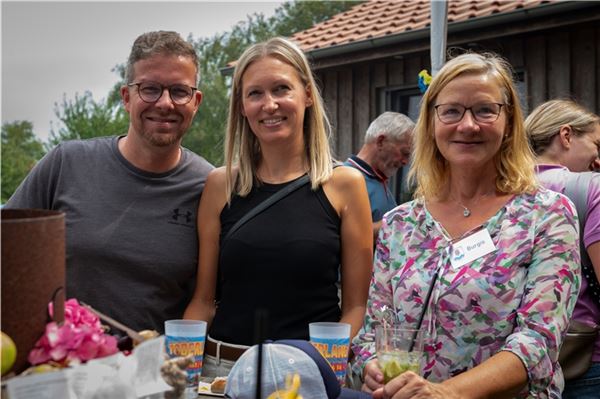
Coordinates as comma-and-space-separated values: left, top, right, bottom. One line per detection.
224, 174, 310, 242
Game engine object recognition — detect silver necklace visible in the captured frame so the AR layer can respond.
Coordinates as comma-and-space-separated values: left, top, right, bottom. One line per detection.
450, 193, 491, 218
458, 202, 472, 217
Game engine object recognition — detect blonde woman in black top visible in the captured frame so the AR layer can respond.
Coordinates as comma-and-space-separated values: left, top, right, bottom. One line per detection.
184, 37, 372, 378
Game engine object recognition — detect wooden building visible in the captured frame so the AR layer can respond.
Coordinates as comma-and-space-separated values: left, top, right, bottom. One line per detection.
290, 0, 600, 200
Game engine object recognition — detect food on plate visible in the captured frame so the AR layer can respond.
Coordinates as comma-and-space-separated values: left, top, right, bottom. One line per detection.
21, 363, 63, 375
211, 376, 227, 394
134, 329, 160, 346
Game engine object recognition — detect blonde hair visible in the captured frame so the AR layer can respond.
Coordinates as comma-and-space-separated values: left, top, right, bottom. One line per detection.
408, 52, 537, 198
224, 37, 333, 201
525, 99, 600, 156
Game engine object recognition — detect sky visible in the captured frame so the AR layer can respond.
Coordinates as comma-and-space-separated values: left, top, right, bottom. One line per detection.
1, 0, 283, 141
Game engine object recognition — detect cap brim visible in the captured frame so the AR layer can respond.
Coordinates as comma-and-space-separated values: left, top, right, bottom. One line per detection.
339, 387, 373, 398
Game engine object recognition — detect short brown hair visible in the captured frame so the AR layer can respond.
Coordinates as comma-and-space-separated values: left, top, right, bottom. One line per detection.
125, 31, 199, 84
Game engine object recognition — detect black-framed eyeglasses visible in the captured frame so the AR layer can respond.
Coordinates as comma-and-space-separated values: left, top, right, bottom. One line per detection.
127, 81, 197, 105
434, 102, 505, 124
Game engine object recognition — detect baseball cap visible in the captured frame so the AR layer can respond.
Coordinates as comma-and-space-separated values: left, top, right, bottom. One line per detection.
225, 339, 372, 398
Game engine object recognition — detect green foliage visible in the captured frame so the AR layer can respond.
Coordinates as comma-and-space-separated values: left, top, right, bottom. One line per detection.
46, 92, 129, 150
272, 1, 361, 37
1, 121, 45, 202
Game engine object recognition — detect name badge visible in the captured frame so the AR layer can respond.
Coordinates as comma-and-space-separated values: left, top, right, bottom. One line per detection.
450, 228, 496, 269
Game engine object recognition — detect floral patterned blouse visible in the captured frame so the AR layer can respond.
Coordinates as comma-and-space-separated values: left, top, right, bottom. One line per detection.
352, 188, 581, 398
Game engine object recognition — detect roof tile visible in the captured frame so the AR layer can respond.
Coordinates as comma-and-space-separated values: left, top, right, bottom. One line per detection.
291, 0, 554, 52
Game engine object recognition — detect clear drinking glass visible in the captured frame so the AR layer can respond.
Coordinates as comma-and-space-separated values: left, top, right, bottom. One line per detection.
375, 326, 423, 383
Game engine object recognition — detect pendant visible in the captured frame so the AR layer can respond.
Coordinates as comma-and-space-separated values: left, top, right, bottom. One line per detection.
463, 207, 471, 217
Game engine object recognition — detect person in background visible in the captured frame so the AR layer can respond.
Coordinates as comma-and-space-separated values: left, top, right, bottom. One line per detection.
5, 31, 214, 333
184, 37, 373, 378
525, 99, 600, 399
352, 52, 580, 398
345, 112, 414, 240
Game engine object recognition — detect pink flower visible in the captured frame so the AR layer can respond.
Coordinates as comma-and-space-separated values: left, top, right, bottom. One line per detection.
49, 298, 103, 330
28, 299, 118, 366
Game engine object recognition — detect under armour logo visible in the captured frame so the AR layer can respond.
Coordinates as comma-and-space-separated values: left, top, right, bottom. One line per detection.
172, 208, 192, 224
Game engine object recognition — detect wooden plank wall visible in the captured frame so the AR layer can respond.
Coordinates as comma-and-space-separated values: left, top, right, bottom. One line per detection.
508, 24, 599, 114
316, 53, 428, 160
315, 23, 599, 161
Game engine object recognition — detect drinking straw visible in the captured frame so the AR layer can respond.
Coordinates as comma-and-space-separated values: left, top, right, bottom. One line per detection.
409, 247, 450, 351
256, 341, 262, 399
254, 309, 268, 399
378, 305, 397, 351
382, 317, 388, 352
408, 269, 440, 352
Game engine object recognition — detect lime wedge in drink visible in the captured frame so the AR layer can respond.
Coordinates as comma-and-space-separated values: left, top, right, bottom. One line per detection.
380, 351, 420, 383
382, 359, 402, 382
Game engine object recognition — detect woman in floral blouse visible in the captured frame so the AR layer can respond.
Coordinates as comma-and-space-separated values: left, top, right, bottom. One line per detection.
353, 52, 581, 398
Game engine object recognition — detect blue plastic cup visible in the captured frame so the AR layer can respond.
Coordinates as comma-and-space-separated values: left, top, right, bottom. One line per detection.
165, 319, 207, 387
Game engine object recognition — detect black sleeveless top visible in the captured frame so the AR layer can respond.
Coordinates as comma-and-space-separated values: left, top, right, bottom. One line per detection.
210, 176, 342, 345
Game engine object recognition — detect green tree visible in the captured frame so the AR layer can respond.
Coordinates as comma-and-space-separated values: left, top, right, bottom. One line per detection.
272, 1, 361, 37
46, 91, 128, 150
1, 121, 45, 202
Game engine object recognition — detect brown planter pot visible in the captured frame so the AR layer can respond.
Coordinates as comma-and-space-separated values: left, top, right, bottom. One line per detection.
1, 209, 66, 374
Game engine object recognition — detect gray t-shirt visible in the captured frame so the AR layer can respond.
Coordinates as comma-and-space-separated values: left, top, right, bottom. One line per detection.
6, 136, 214, 333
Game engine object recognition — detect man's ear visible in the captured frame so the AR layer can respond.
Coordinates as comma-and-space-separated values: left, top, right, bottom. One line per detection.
193, 90, 203, 109
558, 125, 572, 149
376, 134, 386, 148
120, 85, 131, 112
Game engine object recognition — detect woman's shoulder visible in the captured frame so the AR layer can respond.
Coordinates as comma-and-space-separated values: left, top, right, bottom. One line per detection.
327, 164, 367, 192
203, 166, 234, 205
511, 187, 577, 222
331, 163, 364, 180
383, 198, 422, 224
206, 166, 228, 185
535, 186, 574, 207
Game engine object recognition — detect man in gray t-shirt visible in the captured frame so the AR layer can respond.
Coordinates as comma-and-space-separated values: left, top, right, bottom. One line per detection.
6, 31, 214, 333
